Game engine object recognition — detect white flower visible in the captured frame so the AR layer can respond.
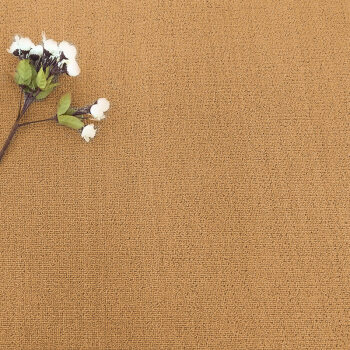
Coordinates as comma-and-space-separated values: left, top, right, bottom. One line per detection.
97, 98, 110, 112
18, 37, 34, 51
8, 35, 35, 54
90, 104, 105, 120
44, 39, 59, 55
29, 45, 43, 56
58, 41, 77, 60
81, 124, 97, 142
7, 40, 19, 54
42, 33, 59, 56
7, 35, 20, 53
66, 59, 80, 77
89, 98, 110, 120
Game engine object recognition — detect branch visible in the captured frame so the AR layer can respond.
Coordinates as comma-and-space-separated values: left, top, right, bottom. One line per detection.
18, 116, 56, 127
0, 92, 36, 163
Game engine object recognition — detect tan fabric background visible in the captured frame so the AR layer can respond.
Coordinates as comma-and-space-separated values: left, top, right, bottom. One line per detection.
1, 0, 350, 349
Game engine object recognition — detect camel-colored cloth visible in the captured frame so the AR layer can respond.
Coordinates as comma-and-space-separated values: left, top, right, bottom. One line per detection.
1, 0, 350, 349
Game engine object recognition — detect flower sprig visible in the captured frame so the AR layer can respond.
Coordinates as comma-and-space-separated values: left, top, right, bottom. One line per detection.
0, 33, 110, 162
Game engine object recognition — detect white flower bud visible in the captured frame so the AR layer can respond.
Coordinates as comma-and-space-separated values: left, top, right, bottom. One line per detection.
29, 45, 43, 56
58, 41, 77, 60
66, 59, 81, 77
7, 40, 19, 54
90, 104, 105, 120
18, 37, 34, 51
81, 124, 97, 142
97, 98, 110, 112
43, 38, 59, 56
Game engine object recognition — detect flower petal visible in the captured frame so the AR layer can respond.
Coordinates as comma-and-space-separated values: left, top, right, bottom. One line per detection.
29, 45, 43, 56
97, 98, 110, 112
90, 104, 105, 120
81, 124, 97, 142
66, 59, 81, 77
18, 37, 34, 51
7, 40, 19, 54
43, 38, 59, 56
59, 41, 77, 60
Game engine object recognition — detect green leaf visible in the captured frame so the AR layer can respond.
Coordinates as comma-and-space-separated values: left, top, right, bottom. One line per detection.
16, 59, 32, 85
66, 107, 76, 115
36, 67, 47, 90
57, 115, 84, 130
48, 82, 59, 89
28, 80, 36, 91
45, 67, 50, 79
36, 86, 55, 100
14, 72, 24, 85
31, 66, 37, 80
30, 66, 37, 89
46, 75, 54, 86
57, 93, 71, 116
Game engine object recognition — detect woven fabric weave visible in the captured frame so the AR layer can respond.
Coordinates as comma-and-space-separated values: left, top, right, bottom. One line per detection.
1, 0, 350, 348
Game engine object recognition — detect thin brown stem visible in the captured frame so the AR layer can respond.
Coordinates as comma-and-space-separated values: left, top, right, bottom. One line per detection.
16, 94, 31, 121
0, 122, 19, 163
0, 92, 36, 163
18, 116, 56, 127
17, 90, 24, 119
73, 106, 92, 116
17, 113, 90, 127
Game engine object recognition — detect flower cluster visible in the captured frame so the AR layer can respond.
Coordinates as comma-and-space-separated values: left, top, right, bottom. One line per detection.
8, 33, 80, 77
0, 32, 111, 162
54, 93, 110, 142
